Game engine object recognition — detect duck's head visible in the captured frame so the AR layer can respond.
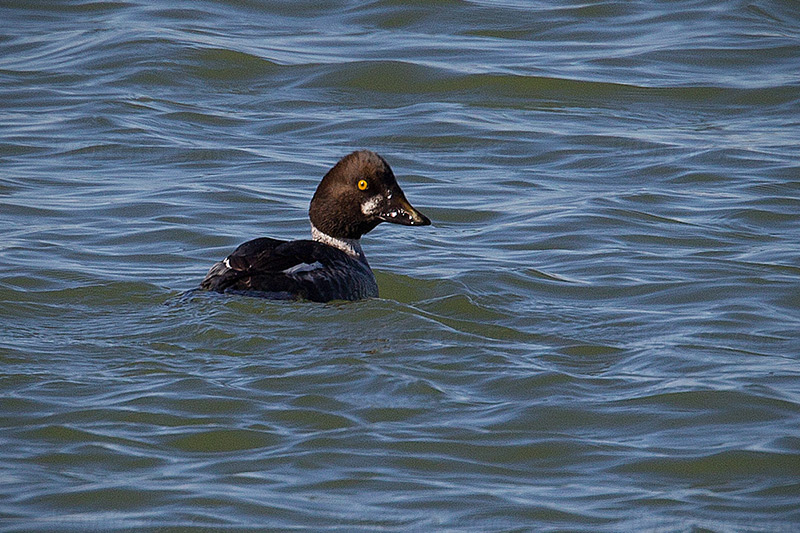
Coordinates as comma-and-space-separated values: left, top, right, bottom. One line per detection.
309, 150, 431, 240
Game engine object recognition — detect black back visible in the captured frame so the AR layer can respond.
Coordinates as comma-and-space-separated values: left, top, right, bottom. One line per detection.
200, 237, 378, 302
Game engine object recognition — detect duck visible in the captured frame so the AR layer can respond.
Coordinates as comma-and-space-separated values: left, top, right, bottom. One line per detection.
200, 150, 431, 302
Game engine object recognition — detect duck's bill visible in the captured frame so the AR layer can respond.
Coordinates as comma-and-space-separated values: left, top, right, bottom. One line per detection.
378, 197, 431, 226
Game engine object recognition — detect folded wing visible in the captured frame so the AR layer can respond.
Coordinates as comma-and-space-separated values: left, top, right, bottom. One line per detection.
200, 238, 377, 301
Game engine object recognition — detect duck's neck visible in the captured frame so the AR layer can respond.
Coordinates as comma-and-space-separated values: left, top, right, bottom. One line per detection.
311, 224, 366, 262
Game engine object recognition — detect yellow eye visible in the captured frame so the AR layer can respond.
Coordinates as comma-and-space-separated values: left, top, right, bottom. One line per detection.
357, 179, 368, 191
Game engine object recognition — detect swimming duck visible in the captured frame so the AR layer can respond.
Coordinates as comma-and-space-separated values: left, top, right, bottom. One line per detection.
200, 150, 430, 302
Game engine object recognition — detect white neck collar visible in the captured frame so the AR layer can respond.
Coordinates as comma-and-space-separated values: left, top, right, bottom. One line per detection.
311, 224, 365, 260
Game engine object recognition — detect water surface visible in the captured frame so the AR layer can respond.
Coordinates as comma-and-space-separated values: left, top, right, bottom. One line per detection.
2, 0, 800, 531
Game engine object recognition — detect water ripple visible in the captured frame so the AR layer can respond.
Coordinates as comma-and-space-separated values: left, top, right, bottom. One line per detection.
2, 0, 800, 530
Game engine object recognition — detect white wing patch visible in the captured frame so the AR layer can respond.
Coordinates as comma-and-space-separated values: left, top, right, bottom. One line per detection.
283, 261, 324, 275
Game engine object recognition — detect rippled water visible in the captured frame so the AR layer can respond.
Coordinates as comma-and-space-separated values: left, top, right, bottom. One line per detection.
2, 0, 800, 531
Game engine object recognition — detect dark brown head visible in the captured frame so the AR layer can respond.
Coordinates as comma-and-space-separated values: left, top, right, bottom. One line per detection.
309, 150, 430, 240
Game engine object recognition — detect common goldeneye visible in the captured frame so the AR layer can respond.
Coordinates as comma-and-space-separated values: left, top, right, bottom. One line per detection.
200, 150, 430, 302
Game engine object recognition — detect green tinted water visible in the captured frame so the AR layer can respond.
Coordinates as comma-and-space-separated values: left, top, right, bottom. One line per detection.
1, 0, 799, 530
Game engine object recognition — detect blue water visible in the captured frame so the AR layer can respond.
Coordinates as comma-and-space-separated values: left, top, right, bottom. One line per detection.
2, 0, 800, 531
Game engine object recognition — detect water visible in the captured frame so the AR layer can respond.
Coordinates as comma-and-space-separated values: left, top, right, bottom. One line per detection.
2, 0, 800, 530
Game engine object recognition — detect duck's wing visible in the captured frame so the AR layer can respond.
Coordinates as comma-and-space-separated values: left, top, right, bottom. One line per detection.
199, 238, 368, 301
200, 237, 287, 291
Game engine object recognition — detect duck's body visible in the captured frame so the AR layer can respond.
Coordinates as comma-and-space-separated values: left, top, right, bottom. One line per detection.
200, 150, 430, 302
200, 235, 378, 302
